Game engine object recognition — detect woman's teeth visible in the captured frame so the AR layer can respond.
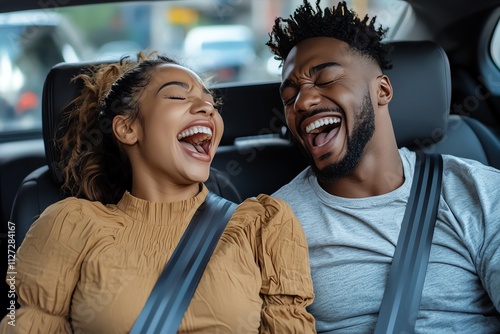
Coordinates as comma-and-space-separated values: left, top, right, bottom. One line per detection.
177, 126, 212, 141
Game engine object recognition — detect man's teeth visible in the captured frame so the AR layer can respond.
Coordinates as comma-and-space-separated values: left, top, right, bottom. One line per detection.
305, 117, 340, 134
177, 126, 212, 140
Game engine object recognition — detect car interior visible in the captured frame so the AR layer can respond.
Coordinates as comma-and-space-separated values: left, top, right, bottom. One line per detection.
1, 0, 500, 318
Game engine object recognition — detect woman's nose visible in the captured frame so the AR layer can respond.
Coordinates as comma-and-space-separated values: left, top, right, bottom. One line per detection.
191, 98, 215, 116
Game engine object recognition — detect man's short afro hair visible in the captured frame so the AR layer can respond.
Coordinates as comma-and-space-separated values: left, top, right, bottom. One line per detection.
266, 0, 392, 70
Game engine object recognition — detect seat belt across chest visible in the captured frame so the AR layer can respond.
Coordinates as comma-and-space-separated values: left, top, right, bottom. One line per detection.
131, 192, 237, 334
374, 153, 443, 334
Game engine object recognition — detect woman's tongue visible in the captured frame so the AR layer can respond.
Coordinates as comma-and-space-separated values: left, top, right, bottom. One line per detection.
180, 140, 204, 154
313, 127, 339, 147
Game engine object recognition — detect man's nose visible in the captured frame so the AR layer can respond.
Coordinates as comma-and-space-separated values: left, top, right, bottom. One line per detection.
294, 86, 321, 113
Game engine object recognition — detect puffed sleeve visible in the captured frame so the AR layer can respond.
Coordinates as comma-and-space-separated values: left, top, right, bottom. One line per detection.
0, 198, 100, 333
247, 194, 316, 333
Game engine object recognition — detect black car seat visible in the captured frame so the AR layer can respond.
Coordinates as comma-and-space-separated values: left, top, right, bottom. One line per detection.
386, 41, 500, 165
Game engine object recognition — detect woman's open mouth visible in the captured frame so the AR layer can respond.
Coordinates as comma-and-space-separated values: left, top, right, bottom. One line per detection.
177, 126, 213, 155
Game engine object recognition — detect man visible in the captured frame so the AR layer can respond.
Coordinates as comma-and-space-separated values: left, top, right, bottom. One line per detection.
267, 0, 500, 332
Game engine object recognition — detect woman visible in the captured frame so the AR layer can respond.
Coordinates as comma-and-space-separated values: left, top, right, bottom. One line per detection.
0, 53, 315, 333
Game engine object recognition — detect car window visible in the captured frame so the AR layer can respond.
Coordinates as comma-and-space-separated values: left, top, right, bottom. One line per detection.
0, 0, 407, 138
491, 17, 500, 70
0, 12, 89, 137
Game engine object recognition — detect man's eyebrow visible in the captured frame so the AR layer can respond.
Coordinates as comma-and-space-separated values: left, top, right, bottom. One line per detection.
280, 62, 342, 93
310, 62, 342, 74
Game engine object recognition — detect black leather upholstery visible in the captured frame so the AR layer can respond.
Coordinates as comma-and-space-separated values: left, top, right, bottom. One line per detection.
209, 81, 308, 198
386, 41, 450, 148
386, 41, 500, 167
10, 166, 63, 245
0, 140, 45, 227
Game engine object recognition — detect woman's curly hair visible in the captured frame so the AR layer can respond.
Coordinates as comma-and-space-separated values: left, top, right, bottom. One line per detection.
56, 52, 182, 204
266, 0, 392, 70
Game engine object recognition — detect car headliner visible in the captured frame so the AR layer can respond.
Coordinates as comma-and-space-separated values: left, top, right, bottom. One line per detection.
2, 0, 498, 47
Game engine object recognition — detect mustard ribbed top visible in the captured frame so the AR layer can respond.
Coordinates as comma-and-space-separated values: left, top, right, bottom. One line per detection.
1, 185, 315, 333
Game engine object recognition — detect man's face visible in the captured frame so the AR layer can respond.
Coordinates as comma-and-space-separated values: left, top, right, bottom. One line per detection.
280, 37, 380, 183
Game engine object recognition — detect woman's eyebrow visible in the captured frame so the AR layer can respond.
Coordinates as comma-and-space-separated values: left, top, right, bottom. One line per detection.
157, 81, 211, 95
156, 81, 189, 94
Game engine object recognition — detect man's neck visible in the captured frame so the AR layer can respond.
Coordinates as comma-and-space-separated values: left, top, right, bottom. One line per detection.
319, 147, 404, 198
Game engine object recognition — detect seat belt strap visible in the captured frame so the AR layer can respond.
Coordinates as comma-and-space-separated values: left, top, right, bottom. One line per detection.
130, 192, 237, 334
374, 152, 443, 334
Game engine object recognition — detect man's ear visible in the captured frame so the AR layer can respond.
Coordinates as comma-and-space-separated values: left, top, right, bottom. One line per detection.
113, 115, 138, 145
377, 74, 393, 106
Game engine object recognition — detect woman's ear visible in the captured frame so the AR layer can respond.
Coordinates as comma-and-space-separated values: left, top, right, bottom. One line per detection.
113, 115, 138, 146
377, 74, 393, 106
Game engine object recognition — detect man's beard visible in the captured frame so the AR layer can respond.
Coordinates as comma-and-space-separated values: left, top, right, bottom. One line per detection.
298, 90, 375, 184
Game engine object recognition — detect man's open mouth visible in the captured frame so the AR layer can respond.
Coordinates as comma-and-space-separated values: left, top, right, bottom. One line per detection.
304, 116, 341, 147
177, 126, 213, 154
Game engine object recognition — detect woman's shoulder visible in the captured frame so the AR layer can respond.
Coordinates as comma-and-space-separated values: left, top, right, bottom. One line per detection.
40, 196, 113, 221
44, 195, 102, 210
234, 194, 295, 220
28, 197, 122, 241
231, 195, 312, 292
230, 194, 305, 239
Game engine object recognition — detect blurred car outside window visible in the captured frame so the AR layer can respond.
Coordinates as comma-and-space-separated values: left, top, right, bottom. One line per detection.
0, 11, 92, 135
182, 25, 256, 83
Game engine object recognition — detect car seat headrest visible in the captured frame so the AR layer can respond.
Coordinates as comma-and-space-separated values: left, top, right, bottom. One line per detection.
42, 61, 97, 184
384, 41, 451, 148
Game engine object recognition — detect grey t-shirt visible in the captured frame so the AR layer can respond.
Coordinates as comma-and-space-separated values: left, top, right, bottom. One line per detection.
273, 148, 500, 333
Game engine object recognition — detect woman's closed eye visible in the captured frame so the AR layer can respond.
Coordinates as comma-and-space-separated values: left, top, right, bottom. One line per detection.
168, 95, 187, 100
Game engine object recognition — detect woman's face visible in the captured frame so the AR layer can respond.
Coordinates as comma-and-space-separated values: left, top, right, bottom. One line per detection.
126, 64, 223, 187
